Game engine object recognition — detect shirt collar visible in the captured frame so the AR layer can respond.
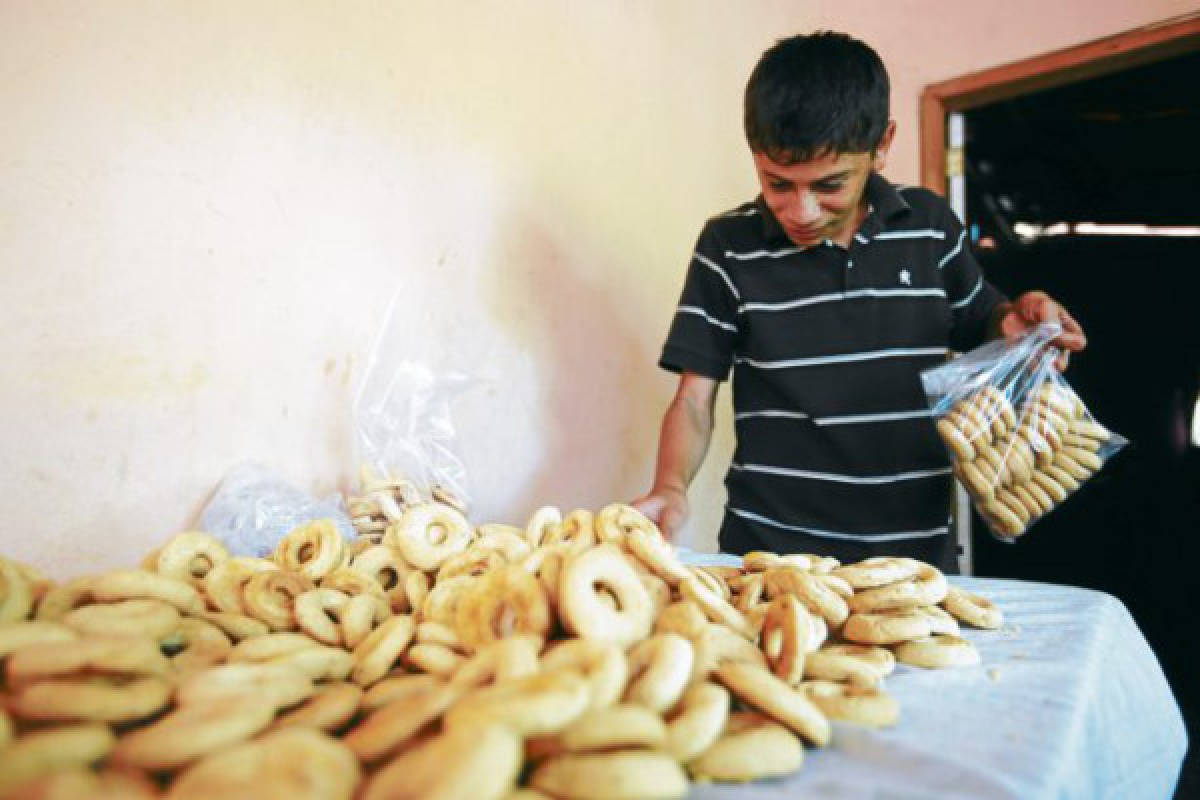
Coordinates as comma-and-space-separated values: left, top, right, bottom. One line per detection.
756, 171, 912, 244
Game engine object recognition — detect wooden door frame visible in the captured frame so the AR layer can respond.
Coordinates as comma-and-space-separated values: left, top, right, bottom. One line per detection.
919, 12, 1200, 195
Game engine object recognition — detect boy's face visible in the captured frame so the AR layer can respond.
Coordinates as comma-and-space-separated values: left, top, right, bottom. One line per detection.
752, 122, 894, 248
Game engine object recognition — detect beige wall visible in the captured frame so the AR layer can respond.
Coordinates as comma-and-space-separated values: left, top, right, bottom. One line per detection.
1, 1, 1193, 576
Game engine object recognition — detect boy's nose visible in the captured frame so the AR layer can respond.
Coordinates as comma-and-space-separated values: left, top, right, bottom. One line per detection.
788, 192, 822, 225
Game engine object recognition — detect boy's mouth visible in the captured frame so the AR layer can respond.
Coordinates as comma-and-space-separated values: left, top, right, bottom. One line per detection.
786, 224, 825, 241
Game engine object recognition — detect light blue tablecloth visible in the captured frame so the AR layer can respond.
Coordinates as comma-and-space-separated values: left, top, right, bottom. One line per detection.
677, 551, 1188, 799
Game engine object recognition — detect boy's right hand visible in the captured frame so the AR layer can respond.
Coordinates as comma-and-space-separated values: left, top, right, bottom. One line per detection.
632, 487, 689, 541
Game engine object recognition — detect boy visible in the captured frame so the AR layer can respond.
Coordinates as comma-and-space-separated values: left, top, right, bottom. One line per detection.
633, 31, 1085, 570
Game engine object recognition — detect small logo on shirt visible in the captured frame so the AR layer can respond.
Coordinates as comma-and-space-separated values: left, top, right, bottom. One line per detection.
899, 269, 912, 286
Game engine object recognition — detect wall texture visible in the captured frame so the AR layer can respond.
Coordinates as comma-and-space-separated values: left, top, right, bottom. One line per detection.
1, 1, 1193, 575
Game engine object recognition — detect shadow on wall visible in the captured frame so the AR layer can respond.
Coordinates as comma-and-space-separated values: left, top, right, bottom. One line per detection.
483, 202, 666, 518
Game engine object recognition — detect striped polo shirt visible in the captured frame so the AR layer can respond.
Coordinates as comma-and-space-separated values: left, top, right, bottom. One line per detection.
660, 172, 1004, 566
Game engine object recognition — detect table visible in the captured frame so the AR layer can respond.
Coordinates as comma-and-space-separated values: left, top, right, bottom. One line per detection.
677, 552, 1188, 799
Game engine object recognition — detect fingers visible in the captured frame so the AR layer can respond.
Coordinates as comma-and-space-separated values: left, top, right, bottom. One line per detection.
631, 495, 666, 522
1000, 312, 1029, 343
1053, 333, 1085, 354
659, 507, 686, 541
1058, 308, 1082, 335
1054, 309, 1086, 352
1017, 291, 1050, 324
631, 493, 687, 540
1012, 292, 1086, 353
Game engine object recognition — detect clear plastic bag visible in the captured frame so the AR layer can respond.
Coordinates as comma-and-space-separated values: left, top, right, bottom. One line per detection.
351, 289, 476, 511
199, 462, 356, 557
198, 290, 477, 555
921, 322, 1127, 541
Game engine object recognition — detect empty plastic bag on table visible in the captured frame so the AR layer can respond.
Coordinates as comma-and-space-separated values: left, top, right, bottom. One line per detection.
199, 461, 355, 557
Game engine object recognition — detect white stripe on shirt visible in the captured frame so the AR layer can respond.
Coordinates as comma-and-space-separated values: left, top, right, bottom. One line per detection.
731, 462, 951, 485
693, 253, 741, 302
736, 408, 932, 426
817, 408, 934, 426
734, 410, 810, 422
741, 287, 946, 313
873, 229, 947, 241
724, 247, 806, 261
721, 207, 761, 217
949, 277, 983, 310
676, 305, 738, 332
729, 507, 950, 541
938, 229, 966, 269
735, 346, 946, 370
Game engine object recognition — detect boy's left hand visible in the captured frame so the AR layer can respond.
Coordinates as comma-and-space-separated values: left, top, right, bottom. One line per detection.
997, 291, 1087, 371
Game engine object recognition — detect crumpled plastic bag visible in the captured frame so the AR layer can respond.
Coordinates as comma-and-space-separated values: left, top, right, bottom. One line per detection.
352, 359, 474, 510
199, 462, 355, 558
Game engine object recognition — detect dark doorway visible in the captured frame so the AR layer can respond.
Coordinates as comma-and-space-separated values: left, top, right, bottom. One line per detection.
962, 49, 1200, 797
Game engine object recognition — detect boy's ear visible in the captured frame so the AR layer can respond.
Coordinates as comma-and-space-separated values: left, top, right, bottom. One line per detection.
871, 120, 897, 171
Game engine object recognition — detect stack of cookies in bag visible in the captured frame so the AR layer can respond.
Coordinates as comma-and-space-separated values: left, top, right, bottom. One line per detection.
937, 382, 1114, 538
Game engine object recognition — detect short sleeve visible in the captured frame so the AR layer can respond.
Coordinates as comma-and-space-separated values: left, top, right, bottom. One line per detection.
658, 224, 741, 381
937, 206, 1006, 352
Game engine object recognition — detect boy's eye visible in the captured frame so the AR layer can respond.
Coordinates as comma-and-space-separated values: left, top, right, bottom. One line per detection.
769, 181, 791, 191
813, 181, 845, 192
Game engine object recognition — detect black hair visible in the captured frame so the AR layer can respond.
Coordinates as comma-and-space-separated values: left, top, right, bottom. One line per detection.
744, 31, 890, 163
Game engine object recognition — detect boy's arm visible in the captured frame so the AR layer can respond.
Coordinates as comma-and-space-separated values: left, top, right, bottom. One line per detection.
632, 372, 719, 540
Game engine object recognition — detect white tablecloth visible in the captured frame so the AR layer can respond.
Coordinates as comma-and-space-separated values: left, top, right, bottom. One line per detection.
677, 552, 1188, 799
